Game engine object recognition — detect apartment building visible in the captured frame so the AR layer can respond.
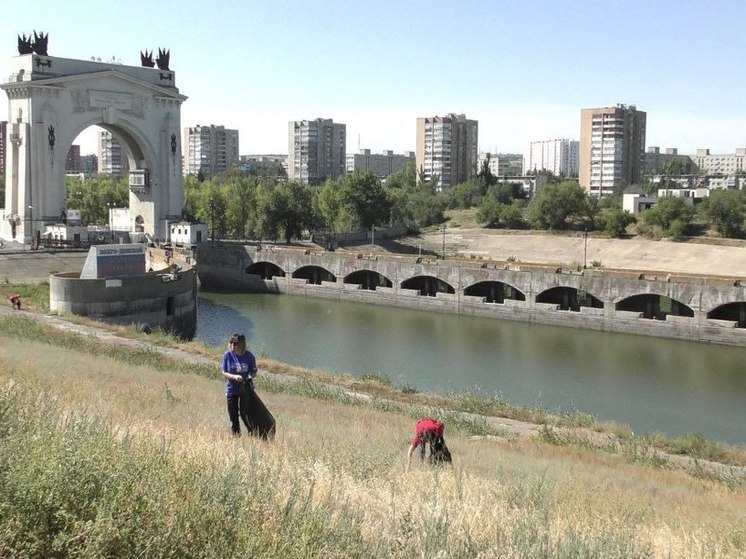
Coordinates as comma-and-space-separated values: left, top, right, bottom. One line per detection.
183, 124, 240, 178
66, 144, 81, 172
644, 147, 696, 176
288, 119, 346, 184
523, 138, 579, 177
416, 113, 478, 189
98, 130, 128, 176
346, 149, 415, 179
579, 104, 646, 196
694, 148, 746, 175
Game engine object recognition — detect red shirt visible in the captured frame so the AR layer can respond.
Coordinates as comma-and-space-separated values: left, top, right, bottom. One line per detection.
411, 418, 444, 448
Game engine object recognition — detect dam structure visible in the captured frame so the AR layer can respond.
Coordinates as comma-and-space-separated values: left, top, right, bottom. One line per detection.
197, 243, 746, 346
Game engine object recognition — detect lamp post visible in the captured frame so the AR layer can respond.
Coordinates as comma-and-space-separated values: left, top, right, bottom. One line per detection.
583, 228, 588, 269
25, 205, 33, 251
441, 223, 446, 259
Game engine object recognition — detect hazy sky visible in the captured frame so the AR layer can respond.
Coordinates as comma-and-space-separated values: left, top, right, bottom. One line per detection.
3, 0, 746, 156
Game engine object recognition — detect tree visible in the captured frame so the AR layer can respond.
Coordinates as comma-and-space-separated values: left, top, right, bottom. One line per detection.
701, 189, 745, 238
526, 181, 588, 230
317, 179, 354, 234
269, 180, 315, 243
341, 171, 392, 231
599, 207, 636, 237
641, 196, 695, 238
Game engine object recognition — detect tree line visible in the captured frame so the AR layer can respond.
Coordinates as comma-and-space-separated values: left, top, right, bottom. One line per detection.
57, 165, 746, 242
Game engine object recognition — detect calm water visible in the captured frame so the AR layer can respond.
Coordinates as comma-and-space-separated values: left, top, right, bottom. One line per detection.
196, 292, 746, 445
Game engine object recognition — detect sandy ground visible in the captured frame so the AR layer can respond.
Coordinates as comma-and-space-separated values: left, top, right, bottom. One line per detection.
340, 229, 746, 278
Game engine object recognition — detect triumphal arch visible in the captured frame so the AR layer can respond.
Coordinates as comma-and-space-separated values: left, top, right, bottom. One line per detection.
1, 33, 187, 243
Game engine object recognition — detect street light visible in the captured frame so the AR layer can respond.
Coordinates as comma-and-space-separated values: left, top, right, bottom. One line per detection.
583, 228, 588, 269
441, 223, 446, 259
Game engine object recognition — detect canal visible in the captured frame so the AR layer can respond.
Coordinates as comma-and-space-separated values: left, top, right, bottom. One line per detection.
196, 291, 746, 446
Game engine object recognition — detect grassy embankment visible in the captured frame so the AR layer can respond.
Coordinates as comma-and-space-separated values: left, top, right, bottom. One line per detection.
0, 287, 745, 556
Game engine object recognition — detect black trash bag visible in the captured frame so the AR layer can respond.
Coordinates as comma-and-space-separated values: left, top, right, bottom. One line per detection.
240, 384, 276, 440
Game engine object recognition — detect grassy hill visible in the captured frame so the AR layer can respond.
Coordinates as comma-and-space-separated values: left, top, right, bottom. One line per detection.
0, 313, 744, 558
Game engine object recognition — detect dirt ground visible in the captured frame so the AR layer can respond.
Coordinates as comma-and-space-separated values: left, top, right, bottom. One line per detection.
338, 228, 746, 278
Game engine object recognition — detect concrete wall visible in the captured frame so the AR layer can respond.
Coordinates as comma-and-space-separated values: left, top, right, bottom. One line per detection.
196, 243, 746, 346
50, 267, 198, 339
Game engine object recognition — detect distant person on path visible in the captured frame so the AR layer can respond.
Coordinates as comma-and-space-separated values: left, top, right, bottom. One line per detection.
407, 418, 451, 467
221, 333, 275, 439
8, 294, 21, 310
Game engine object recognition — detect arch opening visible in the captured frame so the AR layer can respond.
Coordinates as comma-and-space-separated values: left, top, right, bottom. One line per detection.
246, 261, 286, 280
401, 275, 455, 297
343, 270, 393, 290
536, 286, 604, 311
707, 302, 746, 327
464, 280, 525, 303
292, 265, 336, 285
615, 294, 693, 320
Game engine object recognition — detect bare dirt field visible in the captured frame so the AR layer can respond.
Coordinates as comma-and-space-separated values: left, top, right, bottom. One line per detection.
339, 228, 746, 278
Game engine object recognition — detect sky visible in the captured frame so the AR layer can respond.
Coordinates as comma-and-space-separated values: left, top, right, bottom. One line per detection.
3, 0, 746, 157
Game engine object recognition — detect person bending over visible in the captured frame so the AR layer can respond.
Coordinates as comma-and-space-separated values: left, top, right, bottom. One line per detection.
407, 418, 452, 467
221, 333, 257, 436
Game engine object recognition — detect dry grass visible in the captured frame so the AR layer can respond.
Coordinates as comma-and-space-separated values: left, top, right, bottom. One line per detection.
1, 333, 744, 557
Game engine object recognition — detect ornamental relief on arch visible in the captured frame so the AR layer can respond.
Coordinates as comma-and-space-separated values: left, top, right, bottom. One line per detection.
70, 89, 148, 119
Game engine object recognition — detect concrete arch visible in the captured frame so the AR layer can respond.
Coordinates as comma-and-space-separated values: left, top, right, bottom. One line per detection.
292, 265, 336, 285
616, 293, 694, 320
464, 280, 525, 303
707, 302, 746, 327
343, 269, 393, 290
401, 275, 455, 297
1, 55, 187, 243
246, 261, 286, 280
536, 286, 604, 311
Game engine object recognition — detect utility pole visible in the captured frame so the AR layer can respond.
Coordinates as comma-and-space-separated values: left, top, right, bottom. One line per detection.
583, 228, 588, 269
442, 223, 446, 259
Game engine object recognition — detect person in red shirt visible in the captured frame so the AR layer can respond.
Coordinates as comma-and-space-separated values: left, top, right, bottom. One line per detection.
407, 418, 452, 466
8, 294, 21, 310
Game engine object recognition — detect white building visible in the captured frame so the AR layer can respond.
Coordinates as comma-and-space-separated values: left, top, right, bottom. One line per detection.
523, 139, 579, 177
622, 193, 657, 215
170, 221, 208, 246
288, 119, 346, 184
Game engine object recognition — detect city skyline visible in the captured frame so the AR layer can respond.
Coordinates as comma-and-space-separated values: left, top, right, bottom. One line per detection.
3, 0, 746, 157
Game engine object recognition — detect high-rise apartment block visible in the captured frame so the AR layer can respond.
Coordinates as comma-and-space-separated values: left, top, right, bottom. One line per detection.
98, 130, 128, 176
346, 149, 415, 179
288, 118, 346, 184
579, 104, 646, 196
416, 114, 478, 189
183, 124, 240, 178
523, 139, 579, 177
66, 144, 81, 172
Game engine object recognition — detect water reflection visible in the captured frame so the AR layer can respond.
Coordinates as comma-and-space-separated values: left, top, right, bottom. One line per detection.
196, 292, 746, 445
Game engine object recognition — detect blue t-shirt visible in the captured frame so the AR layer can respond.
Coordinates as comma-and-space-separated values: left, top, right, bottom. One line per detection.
222, 349, 257, 396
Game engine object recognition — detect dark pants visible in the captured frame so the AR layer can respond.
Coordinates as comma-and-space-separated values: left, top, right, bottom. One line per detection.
226, 387, 276, 440
227, 394, 250, 436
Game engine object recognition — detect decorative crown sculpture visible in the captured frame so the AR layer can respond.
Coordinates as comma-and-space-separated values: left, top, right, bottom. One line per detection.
17, 33, 33, 55
32, 30, 48, 56
140, 49, 155, 67
156, 48, 170, 71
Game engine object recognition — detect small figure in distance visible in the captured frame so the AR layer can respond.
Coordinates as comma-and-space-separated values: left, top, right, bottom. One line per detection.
407, 418, 452, 468
8, 294, 21, 310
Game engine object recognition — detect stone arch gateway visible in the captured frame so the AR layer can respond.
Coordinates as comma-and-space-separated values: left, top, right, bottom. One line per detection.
1, 51, 187, 243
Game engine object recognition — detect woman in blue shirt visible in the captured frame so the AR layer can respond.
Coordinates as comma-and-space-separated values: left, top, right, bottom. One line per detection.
221, 333, 258, 436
